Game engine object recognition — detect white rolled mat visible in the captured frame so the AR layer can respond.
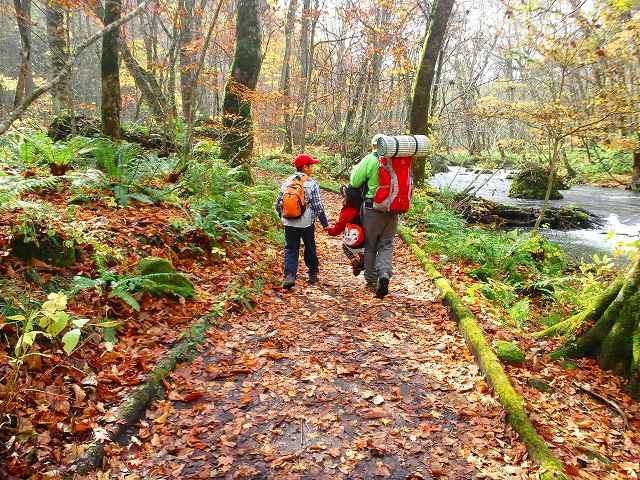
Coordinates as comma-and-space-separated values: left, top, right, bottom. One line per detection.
375, 134, 429, 158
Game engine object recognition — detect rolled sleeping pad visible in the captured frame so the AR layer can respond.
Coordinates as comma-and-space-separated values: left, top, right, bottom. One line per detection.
375, 134, 429, 158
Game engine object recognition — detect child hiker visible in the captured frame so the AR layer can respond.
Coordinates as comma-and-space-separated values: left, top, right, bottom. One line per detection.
326, 185, 366, 276
275, 153, 329, 289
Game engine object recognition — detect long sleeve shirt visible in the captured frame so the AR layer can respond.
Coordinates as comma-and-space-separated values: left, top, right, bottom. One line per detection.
326, 206, 359, 236
350, 152, 380, 199
275, 174, 329, 228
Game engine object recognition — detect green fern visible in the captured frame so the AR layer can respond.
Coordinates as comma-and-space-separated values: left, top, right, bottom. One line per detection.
0, 170, 106, 209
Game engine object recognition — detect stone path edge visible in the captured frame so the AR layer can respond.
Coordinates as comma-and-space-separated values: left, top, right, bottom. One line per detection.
66, 258, 274, 478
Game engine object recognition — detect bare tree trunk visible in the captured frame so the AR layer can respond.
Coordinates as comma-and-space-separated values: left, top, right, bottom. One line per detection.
408, 0, 454, 185
300, 0, 319, 151
341, 58, 368, 157
13, 0, 33, 108
220, 0, 262, 182
292, 0, 311, 146
358, 46, 382, 149
101, 0, 122, 138
632, 149, 640, 192
280, 0, 298, 153
179, 0, 205, 122
533, 138, 560, 233
47, 0, 72, 114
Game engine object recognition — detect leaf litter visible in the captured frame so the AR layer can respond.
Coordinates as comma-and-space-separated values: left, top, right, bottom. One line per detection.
98, 192, 543, 479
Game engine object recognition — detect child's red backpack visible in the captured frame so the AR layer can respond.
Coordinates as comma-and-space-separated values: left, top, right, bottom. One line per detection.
281, 174, 308, 219
372, 156, 413, 213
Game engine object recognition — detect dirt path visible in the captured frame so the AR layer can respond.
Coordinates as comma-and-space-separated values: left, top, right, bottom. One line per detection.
102, 192, 534, 479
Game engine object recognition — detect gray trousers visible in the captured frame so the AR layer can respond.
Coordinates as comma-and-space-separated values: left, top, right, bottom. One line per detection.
362, 207, 398, 286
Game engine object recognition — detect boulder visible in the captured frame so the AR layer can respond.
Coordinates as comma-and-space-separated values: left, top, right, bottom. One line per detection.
429, 155, 449, 174
495, 340, 525, 365
508, 167, 565, 200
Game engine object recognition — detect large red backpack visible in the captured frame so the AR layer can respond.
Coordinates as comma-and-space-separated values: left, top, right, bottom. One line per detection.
372, 156, 413, 213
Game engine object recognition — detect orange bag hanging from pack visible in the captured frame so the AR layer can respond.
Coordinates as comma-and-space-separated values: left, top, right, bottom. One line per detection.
281, 174, 308, 219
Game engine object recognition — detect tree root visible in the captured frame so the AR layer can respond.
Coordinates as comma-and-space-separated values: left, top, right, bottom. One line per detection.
535, 279, 623, 338
398, 226, 568, 480
574, 382, 629, 431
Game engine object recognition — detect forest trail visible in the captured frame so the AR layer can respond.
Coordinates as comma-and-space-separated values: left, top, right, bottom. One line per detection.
104, 191, 531, 479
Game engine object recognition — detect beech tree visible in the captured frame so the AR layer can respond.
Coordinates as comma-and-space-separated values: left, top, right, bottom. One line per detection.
46, 0, 72, 114
546, 257, 640, 398
220, 0, 262, 181
408, 0, 454, 185
13, 0, 33, 107
101, 0, 122, 138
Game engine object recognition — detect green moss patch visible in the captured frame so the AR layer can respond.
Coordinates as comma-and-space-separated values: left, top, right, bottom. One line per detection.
508, 167, 564, 200
495, 340, 525, 364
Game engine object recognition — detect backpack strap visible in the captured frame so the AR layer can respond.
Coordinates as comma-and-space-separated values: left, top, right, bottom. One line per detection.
392, 137, 400, 157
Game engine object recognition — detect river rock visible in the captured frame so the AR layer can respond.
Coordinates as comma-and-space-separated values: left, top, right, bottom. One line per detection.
508, 167, 565, 200
430, 155, 449, 174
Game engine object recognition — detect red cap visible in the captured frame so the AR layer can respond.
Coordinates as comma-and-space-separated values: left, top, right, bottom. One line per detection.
293, 154, 320, 169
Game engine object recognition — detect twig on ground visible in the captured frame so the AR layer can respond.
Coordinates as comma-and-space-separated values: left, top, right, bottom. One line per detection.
248, 329, 279, 342
574, 381, 629, 430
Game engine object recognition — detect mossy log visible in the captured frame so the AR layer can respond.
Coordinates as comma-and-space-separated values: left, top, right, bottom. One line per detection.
398, 226, 567, 480
48, 113, 177, 156
508, 167, 566, 200
450, 193, 601, 230
554, 258, 640, 398
71, 311, 217, 475
10, 234, 77, 267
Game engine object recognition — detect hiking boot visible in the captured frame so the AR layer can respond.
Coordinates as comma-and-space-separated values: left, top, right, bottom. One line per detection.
376, 277, 390, 299
308, 272, 319, 284
351, 255, 364, 276
366, 282, 377, 293
282, 273, 296, 289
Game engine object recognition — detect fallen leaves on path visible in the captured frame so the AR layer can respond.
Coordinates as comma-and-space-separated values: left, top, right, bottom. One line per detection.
99, 191, 537, 479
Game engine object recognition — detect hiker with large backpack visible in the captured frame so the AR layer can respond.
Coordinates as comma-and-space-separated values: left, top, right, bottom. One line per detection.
350, 134, 427, 298
275, 153, 329, 289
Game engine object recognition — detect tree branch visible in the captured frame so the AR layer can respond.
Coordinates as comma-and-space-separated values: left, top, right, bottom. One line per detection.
0, 0, 157, 136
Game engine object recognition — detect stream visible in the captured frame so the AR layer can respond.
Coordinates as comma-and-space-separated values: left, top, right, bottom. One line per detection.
430, 166, 640, 261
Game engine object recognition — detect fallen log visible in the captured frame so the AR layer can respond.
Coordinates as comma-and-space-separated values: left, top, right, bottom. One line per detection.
47, 113, 178, 156
445, 193, 602, 230
398, 226, 568, 480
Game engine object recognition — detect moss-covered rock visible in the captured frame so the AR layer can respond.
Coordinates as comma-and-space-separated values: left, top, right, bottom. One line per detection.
135, 256, 174, 275
430, 155, 449, 174
495, 340, 525, 364
11, 235, 77, 267
508, 167, 565, 200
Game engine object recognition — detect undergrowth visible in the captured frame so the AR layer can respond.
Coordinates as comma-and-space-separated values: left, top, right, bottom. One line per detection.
406, 189, 612, 328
